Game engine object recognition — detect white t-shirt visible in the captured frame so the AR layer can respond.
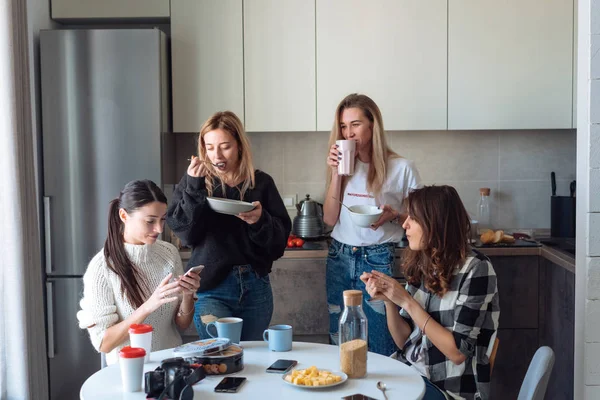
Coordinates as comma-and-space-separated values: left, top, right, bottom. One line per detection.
331, 157, 421, 247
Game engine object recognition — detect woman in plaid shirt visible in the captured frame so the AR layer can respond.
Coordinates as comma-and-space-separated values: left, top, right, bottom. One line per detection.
362, 185, 500, 400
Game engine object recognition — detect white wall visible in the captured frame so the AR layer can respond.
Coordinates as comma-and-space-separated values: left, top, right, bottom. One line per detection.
250, 130, 576, 230
576, 0, 600, 397
170, 129, 576, 230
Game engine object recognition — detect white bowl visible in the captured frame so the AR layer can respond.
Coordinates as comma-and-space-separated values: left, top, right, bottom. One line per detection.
207, 197, 255, 215
348, 205, 383, 228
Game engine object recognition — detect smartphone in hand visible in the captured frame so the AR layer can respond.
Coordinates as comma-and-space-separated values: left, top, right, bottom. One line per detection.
186, 265, 204, 276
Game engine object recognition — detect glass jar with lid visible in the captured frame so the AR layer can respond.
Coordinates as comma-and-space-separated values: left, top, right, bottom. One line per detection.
476, 187, 492, 233
339, 290, 368, 378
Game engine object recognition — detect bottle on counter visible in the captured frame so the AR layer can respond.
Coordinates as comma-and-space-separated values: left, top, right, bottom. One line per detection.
339, 290, 368, 378
477, 188, 492, 233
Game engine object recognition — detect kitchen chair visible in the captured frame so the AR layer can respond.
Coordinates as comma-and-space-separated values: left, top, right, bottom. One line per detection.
517, 346, 555, 400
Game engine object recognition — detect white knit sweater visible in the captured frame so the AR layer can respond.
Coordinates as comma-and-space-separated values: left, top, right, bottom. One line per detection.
77, 240, 184, 365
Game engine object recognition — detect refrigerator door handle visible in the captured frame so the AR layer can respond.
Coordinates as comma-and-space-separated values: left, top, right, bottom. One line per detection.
44, 196, 52, 274
46, 281, 55, 358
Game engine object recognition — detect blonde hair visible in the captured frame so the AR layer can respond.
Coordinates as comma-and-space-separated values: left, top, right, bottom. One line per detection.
198, 111, 255, 199
326, 93, 399, 197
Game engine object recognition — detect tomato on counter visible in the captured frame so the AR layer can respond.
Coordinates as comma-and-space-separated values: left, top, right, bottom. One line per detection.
287, 235, 305, 248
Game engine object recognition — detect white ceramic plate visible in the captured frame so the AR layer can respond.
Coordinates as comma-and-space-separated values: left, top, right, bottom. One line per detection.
282, 369, 348, 390
207, 197, 255, 215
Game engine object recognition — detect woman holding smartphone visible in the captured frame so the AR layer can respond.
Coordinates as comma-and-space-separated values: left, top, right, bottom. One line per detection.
77, 180, 201, 365
167, 111, 291, 341
323, 93, 422, 356
362, 186, 500, 400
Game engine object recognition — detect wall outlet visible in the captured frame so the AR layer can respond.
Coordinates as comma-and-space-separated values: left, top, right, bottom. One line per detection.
283, 194, 297, 209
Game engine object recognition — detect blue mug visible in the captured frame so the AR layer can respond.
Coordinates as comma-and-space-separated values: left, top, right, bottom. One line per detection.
206, 317, 243, 344
263, 324, 293, 352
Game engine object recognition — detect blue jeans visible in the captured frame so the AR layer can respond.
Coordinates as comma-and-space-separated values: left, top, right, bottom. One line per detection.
326, 239, 398, 356
422, 376, 447, 399
193, 265, 273, 341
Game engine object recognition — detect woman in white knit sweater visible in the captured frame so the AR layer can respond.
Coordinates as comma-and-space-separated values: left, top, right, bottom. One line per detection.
77, 180, 201, 365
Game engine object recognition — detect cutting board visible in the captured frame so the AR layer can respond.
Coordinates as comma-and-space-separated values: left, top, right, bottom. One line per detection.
475, 239, 541, 248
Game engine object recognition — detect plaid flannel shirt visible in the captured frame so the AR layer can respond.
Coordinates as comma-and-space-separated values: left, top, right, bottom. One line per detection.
396, 250, 500, 400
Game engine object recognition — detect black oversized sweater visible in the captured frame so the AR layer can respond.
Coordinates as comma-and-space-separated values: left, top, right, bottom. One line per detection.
166, 170, 291, 291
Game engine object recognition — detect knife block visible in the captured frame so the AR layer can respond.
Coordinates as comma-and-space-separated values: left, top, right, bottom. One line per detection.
551, 196, 576, 238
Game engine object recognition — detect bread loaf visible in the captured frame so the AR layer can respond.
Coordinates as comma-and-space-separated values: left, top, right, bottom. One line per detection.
492, 230, 504, 244
501, 234, 515, 243
481, 229, 517, 244
480, 230, 495, 244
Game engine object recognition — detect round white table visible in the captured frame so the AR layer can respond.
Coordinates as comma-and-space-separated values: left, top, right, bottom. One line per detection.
80, 341, 425, 399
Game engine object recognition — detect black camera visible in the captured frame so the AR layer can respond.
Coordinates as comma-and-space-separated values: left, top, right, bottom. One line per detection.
145, 357, 206, 399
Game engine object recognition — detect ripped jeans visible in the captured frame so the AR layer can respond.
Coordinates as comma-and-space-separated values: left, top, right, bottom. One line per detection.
193, 265, 273, 341
326, 239, 398, 356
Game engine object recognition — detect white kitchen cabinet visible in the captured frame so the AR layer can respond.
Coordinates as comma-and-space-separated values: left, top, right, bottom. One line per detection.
316, 0, 448, 131
51, 0, 169, 20
171, 0, 244, 132
448, 0, 573, 130
244, 0, 316, 132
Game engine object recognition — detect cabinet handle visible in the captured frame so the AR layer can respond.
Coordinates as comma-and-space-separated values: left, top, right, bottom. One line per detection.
44, 197, 52, 274
46, 282, 55, 358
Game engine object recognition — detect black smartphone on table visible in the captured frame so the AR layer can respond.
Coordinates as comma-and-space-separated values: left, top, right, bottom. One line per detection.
341, 395, 377, 400
214, 377, 247, 393
266, 359, 298, 373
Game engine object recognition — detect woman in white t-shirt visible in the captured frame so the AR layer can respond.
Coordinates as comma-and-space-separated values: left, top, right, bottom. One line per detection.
323, 93, 421, 356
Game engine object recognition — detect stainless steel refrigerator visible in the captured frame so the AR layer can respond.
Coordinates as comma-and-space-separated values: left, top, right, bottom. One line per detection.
40, 29, 170, 399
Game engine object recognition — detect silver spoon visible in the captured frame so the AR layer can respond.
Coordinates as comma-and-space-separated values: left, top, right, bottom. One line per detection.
187, 157, 225, 168
331, 196, 352, 212
377, 381, 388, 400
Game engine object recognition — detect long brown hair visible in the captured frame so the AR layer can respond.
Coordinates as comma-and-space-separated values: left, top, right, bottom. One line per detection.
198, 111, 255, 199
104, 180, 167, 308
326, 93, 399, 197
402, 185, 471, 296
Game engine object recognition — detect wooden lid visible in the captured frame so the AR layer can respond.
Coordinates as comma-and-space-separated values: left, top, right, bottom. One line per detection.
343, 290, 363, 306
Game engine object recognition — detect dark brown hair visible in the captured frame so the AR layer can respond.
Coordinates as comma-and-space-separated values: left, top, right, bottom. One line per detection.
402, 185, 471, 296
104, 180, 167, 308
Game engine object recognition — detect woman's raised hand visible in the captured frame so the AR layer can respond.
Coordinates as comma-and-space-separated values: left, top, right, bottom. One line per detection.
367, 270, 412, 308
237, 201, 263, 225
143, 273, 181, 314
187, 155, 208, 178
370, 204, 399, 230
360, 272, 389, 302
327, 144, 340, 174
177, 270, 201, 297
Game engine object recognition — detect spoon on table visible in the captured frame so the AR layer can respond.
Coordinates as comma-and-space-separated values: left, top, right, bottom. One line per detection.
331, 196, 352, 212
377, 381, 388, 400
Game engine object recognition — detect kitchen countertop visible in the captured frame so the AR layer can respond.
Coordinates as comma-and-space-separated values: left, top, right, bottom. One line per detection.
178, 240, 575, 274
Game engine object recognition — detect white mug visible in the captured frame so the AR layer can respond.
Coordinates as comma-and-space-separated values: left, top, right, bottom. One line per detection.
336, 140, 356, 176
129, 324, 153, 363
119, 346, 146, 392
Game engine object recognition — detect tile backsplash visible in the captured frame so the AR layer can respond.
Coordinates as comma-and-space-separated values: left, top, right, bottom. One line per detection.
168, 129, 576, 230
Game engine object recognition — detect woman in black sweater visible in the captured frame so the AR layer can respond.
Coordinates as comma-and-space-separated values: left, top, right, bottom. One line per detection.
167, 111, 291, 340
